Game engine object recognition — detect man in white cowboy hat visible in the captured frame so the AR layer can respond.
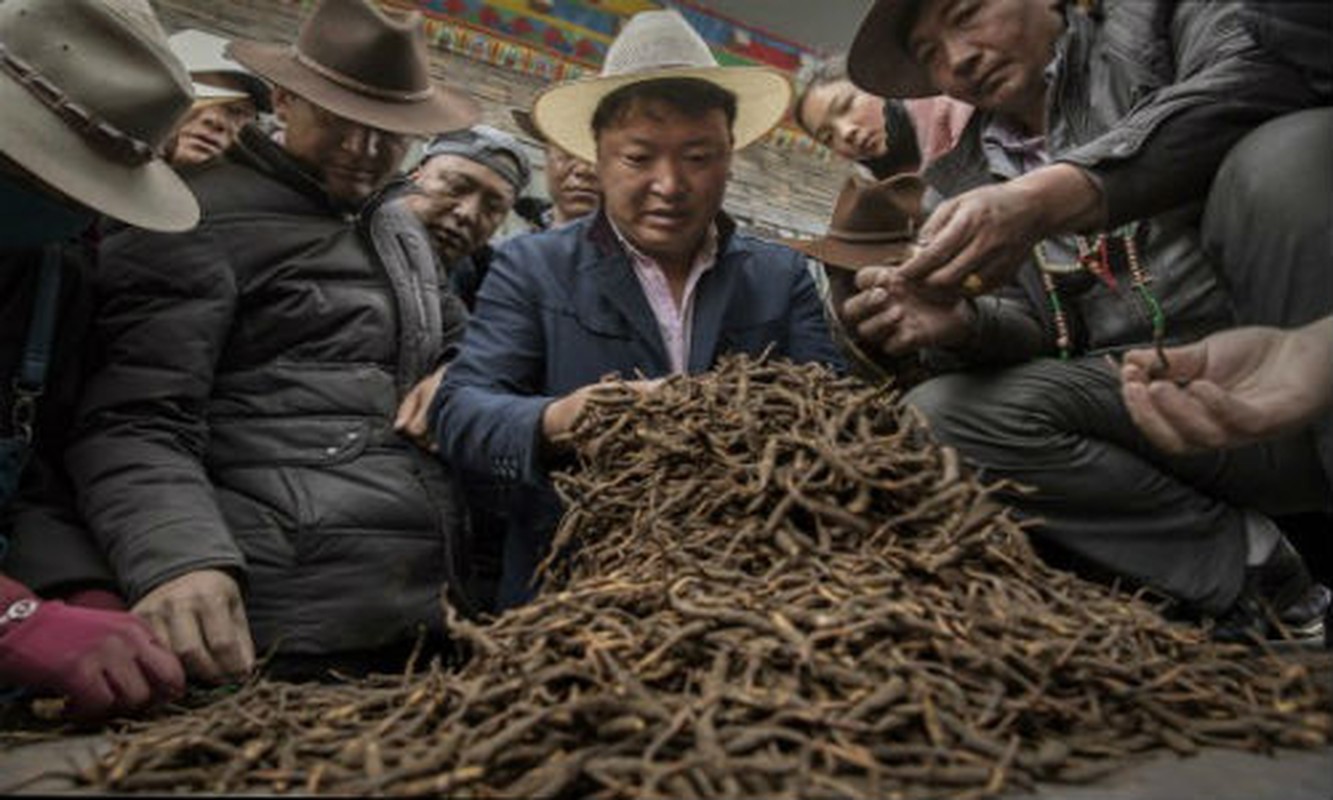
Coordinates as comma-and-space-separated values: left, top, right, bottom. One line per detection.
69, 0, 483, 680
0, 0, 193, 718
164, 29, 272, 168
837, 0, 1331, 643
436, 9, 843, 609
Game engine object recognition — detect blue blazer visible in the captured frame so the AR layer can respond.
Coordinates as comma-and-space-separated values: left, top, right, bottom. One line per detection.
437, 212, 843, 606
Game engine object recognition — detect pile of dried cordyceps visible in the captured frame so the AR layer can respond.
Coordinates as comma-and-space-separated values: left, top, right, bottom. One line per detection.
79, 356, 1329, 797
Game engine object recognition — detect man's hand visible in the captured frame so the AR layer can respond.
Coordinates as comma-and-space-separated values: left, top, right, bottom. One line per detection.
132, 569, 253, 684
1120, 317, 1333, 454
899, 164, 1105, 296
395, 366, 446, 452
541, 379, 664, 444
0, 600, 185, 720
842, 266, 974, 356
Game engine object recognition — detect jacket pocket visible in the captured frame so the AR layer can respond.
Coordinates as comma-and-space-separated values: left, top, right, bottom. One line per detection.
207, 417, 372, 468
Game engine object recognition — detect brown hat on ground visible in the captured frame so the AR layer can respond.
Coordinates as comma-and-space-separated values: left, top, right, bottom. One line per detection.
784, 174, 924, 271
229, 0, 478, 135
0, 0, 198, 232
848, 0, 938, 99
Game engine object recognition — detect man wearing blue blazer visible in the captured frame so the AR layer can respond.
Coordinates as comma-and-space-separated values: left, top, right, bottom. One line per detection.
436, 11, 844, 608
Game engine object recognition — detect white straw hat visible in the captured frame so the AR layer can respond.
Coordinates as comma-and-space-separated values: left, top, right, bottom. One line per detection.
532, 10, 792, 163
168, 29, 271, 110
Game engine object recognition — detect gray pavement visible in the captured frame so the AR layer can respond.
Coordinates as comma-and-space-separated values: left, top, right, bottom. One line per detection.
1, 732, 1329, 798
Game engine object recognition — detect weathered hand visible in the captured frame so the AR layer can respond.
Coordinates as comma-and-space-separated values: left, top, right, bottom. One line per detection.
842, 266, 973, 356
899, 164, 1104, 297
542, 379, 664, 444
0, 600, 185, 720
395, 366, 446, 452
1120, 317, 1333, 454
132, 569, 253, 685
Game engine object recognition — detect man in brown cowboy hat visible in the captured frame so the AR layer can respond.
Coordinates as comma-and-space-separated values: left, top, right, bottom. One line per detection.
0, 0, 193, 718
436, 9, 843, 609
69, 0, 483, 680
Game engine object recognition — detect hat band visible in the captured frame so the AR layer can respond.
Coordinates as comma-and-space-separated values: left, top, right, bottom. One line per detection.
293, 47, 433, 103
826, 223, 915, 243
0, 44, 155, 167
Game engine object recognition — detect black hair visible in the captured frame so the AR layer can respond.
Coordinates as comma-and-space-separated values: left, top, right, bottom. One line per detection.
792, 55, 849, 137
591, 77, 738, 139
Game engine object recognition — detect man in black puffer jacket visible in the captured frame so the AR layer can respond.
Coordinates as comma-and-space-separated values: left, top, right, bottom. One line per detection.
67, 0, 481, 681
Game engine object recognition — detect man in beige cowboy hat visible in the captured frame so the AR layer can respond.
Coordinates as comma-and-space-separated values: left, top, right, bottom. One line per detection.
436, 9, 843, 609
0, 0, 194, 718
164, 29, 272, 168
70, 0, 483, 681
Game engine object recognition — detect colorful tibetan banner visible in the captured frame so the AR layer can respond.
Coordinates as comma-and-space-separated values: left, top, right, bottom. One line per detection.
371, 0, 830, 158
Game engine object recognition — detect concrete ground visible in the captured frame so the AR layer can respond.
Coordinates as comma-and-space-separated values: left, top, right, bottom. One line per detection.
2, 654, 1329, 798
1, 733, 1329, 798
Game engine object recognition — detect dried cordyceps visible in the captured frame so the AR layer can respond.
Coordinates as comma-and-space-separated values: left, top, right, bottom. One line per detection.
75, 355, 1330, 797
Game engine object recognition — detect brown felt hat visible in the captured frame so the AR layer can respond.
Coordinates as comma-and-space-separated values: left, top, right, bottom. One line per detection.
848, 0, 938, 99
229, 0, 479, 136
0, 0, 198, 232
784, 174, 925, 271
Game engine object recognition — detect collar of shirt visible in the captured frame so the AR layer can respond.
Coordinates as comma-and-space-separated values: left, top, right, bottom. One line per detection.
608, 217, 719, 374
609, 218, 719, 281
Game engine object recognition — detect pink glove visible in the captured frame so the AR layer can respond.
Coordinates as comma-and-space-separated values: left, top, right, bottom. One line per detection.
0, 598, 186, 720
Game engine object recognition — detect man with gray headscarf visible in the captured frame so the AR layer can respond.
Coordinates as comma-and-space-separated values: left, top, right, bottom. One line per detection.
406, 125, 531, 310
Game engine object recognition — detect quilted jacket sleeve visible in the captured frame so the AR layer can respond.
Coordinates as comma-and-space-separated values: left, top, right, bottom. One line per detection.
66, 224, 245, 603
1058, 1, 1318, 226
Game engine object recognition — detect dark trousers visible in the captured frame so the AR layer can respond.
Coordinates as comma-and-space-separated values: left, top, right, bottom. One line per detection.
1202, 106, 1333, 492
1204, 106, 1333, 583
905, 358, 1329, 616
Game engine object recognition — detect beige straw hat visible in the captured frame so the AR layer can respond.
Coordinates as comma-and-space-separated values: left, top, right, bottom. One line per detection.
169, 29, 272, 111
531, 10, 793, 163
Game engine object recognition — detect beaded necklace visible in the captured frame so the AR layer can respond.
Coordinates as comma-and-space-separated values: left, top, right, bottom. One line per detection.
1031, 223, 1170, 371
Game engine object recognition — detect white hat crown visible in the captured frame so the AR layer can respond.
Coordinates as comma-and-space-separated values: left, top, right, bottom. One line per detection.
530, 8, 793, 163
601, 11, 718, 77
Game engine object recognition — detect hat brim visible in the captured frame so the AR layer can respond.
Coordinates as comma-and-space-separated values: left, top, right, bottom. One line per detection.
510, 109, 547, 143
848, 0, 937, 99
532, 66, 793, 163
194, 82, 250, 101
230, 41, 479, 136
0, 73, 199, 233
781, 236, 913, 272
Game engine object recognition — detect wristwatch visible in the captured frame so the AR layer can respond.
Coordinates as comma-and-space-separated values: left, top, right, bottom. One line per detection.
0, 598, 40, 627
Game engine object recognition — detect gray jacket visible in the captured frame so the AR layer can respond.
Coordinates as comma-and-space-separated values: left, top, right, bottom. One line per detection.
924, 0, 1318, 362
69, 130, 471, 655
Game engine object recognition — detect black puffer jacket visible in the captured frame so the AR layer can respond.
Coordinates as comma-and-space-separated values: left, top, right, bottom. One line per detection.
67, 129, 470, 655
1, 242, 119, 595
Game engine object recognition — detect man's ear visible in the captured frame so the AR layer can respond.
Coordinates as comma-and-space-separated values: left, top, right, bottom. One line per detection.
270, 86, 294, 125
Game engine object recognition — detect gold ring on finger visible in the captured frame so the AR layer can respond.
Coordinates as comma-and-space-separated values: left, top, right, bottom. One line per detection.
961, 274, 985, 297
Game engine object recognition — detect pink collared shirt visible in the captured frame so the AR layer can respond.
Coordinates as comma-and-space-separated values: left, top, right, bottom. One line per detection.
610, 221, 719, 374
